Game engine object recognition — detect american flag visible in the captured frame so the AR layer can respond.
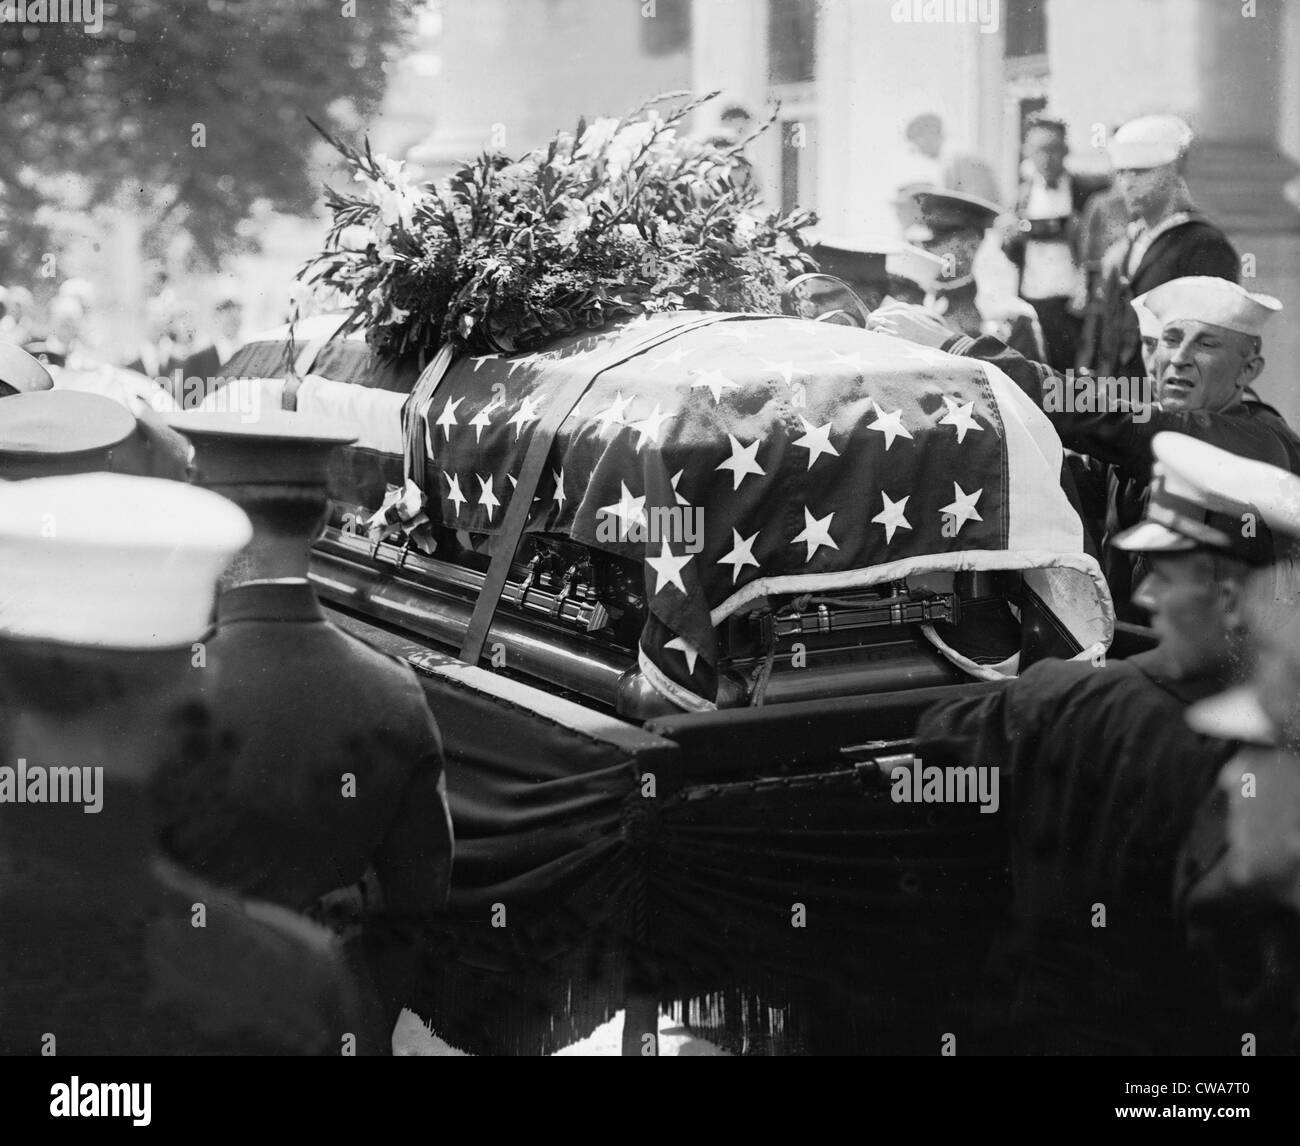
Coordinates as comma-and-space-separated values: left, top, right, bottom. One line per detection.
408, 311, 1107, 708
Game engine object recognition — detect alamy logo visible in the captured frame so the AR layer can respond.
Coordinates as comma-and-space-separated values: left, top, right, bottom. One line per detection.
1042, 372, 1155, 423
0, 0, 103, 34
891, 0, 1001, 34
0, 759, 103, 813
595, 504, 704, 554
889, 757, 1000, 814
50, 1077, 151, 1126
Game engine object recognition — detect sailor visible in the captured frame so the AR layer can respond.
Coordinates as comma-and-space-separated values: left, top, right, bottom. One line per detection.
1078, 114, 1239, 379
869, 275, 1300, 617
913, 432, 1300, 1054
899, 185, 1047, 362
0, 342, 53, 399
152, 412, 453, 1020
0, 387, 188, 481
0, 472, 385, 1054
1174, 461, 1300, 1052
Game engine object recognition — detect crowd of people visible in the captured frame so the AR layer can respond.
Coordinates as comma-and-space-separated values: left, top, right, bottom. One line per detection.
2, 103, 1300, 1057
0, 277, 247, 408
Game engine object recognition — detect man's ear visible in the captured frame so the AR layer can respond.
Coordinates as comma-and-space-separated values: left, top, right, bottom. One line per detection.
1219, 573, 1251, 633
1240, 353, 1265, 389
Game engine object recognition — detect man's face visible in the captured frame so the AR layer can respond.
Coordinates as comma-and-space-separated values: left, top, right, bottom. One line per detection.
1153, 320, 1258, 412
910, 121, 943, 159
918, 228, 980, 279
1131, 551, 1235, 677
1115, 162, 1179, 217
1025, 127, 1067, 183
216, 303, 243, 341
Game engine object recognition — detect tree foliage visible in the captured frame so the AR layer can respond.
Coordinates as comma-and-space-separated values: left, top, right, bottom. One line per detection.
0, 0, 414, 278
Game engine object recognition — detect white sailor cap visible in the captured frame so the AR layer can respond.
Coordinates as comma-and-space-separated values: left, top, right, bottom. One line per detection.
886, 246, 947, 293
1130, 300, 1163, 341
1108, 114, 1193, 170
1111, 432, 1300, 564
0, 473, 252, 648
1135, 276, 1281, 339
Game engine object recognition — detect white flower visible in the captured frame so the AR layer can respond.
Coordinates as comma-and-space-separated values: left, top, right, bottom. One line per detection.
336, 224, 372, 251
574, 116, 621, 159
555, 213, 591, 248
354, 153, 422, 231
734, 213, 760, 246
606, 120, 672, 180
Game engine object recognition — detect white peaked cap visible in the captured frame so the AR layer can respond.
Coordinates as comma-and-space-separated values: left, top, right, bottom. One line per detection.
1108, 114, 1193, 170
0, 473, 252, 648
887, 246, 947, 293
1135, 276, 1281, 338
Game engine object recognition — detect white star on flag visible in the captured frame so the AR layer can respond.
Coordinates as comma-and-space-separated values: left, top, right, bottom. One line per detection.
552, 469, 566, 510
469, 402, 499, 443
646, 540, 693, 596
444, 471, 467, 516
940, 483, 983, 533
598, 481, 647, 535
717, 528, 761, 583
761, 359, 797, 387
645, 346, 692, 373
792, 416, 839, 469
867, 402, 913, 451
792, 506, 839, 562
690, 369, 740, 404
506, 394, 541, 440
664, 635, 701, 676
435, 396, 464, 441
506, 352, 543, 377
477, 474, 501, 522
670, 470, 691, 507
470, 354, 500, 372
630, 403, 672, 451
594, 392, 632, 433
830, 349, 869, 372
872, 490, 912, 543
940, 396, 982, 443
715, 434, 765, 490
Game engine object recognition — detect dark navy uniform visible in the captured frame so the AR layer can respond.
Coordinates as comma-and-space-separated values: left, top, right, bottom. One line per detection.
153, 580, 453, 915
1079, 213, 1238, 379
0, 782, 383, 1056
915, 648, 1235, 1053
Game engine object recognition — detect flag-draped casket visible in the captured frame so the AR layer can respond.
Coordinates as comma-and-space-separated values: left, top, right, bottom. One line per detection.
221, 309, 1117, 1053
225, 308, 1112, 713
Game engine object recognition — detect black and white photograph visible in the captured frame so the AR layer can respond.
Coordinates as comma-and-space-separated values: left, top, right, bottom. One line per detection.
2, 0, 1299, 1122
